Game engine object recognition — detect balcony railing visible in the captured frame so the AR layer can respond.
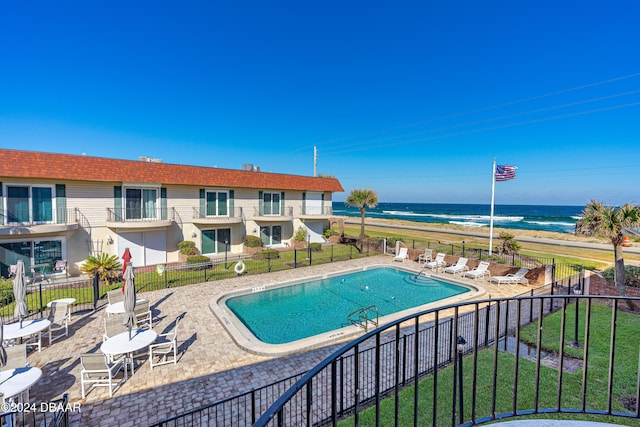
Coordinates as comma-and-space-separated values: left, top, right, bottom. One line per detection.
192, 207, 243, 219
253, 206, 294, 217
106, 207, 175, 222
300, 206, 333, 216
253, 288, 640, 426
0, 207, 81, 226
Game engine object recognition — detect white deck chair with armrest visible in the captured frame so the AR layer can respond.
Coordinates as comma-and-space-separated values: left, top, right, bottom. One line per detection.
490, 268, 529, 285
80, 352, 127, 398
149, 318, 179, 369
424, 253, 446, 271
418, 249, 433, 264
48, 301, 70, 344
463, 261, 491, 280
444, 257, 469, 275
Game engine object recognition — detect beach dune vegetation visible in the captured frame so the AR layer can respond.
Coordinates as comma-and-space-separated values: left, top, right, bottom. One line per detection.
575, 200, 640, 296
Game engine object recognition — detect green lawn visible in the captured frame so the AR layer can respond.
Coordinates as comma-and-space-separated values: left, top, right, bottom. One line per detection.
338, 301, 640, 426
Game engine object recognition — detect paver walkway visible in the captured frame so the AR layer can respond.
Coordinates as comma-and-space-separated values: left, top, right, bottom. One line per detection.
25, 255, 533, 426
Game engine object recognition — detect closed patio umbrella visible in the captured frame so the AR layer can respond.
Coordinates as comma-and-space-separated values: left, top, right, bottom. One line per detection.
13, 260, 28, 328
121, 248, 132, 292
122, 262, 137, 340
0, 315, 6, 367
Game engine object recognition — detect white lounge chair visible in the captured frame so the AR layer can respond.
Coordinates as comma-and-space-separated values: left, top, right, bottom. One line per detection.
48, 301, 70, 344
425, 253, 446, 270
490, 268, 529, 285
394, 247, 409, 262
463, 261, 491, 280
149, 319, 179, 369
444, 257, 469, 275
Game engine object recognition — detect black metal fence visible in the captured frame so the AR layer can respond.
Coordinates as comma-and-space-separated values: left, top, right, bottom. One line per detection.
252, 290, 640, 426
150, 280, 573, 427
0, 240, 379, 323
0, 393, 70, 427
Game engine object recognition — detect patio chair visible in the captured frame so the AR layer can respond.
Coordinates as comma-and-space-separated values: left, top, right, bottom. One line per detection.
80, 352, 128, 398
425, 253, 446, 270
444, 257, 469, 275
149, 318, 179, 369
394, 247, 409, 263
4, 344, 28, 370
418, 249, 433, 264
463, 261, 491, 280
103, 314, 129, 342
107, 289, 124, 305
134, 300, 153, 330
47, 301, 70, 344
53, 260, 68, 279
7, 265, 17, 278
490, 268, 529, 285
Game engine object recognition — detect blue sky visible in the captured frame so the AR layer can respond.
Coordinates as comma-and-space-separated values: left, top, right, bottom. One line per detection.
1, 1, 639, 206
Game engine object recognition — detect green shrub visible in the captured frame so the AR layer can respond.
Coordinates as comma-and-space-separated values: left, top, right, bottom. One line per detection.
0, 279, 14, 307
244, 235, 263, 248
293, 227, 308, 242
386, 236, 404, 247
178, 240, 197, 256
186, 255, 211, 270
601, 265, 640, 287
310, 243, 323, 252
259, 249, 280, 260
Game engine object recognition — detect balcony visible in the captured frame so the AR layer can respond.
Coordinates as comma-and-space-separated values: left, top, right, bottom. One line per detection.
298, 205, 333, 219
253, 206, 294, 222
106, 207, 175, 230
0, 207, 81, 236
192, 207, 244, 225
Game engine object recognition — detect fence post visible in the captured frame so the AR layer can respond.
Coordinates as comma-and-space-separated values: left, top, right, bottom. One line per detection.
268, 257, 271, 272
462, 241, 465, 257
93, 271, 100, 310
294, 248, 297, 268
450, 244, 454, 255
331, 245, 334, 262
349, 244, 353, 259
39, 281, 44, 318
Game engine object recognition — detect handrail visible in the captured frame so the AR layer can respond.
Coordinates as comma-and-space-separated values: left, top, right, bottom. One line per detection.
347, 305, 378, 332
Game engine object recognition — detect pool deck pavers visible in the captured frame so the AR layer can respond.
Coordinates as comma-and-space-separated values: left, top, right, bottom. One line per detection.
25, 255, 534, 426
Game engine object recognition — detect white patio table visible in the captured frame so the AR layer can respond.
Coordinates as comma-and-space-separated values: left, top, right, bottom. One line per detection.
100, 329, 157, 372
0, 366, 42, 401
3, 319, 51, 352
106, 299, 149, 315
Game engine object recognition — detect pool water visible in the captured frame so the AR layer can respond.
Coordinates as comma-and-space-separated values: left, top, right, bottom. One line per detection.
224, 267, 470, 344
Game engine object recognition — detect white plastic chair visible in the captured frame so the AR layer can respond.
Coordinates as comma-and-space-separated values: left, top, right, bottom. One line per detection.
444, 257, 469, 275
463, 261, 491, 280
393, 247, 409, 262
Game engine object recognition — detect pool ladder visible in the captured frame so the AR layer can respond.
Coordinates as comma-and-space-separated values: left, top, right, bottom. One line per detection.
348, 305, 379, 332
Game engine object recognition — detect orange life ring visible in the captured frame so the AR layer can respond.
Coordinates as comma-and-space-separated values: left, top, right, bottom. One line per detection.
622, 236, 631, 247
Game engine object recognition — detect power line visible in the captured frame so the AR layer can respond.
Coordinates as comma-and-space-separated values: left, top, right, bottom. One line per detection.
289, 72, 640, 155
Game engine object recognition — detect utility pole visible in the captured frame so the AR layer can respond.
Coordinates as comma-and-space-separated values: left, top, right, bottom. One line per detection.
313, 145, 317, 177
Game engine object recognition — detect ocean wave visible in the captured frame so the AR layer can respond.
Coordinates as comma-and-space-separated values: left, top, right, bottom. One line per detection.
426, 213, 524, 222
571, 216, 583, 220
449, 221, 487, 227
382, 210, 433, 217
525, 221, 576, 227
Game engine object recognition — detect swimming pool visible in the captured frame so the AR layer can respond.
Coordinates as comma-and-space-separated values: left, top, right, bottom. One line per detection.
211, 265, 482, 355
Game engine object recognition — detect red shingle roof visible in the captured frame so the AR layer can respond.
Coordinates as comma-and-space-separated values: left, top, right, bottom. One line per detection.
0, 149, 344, 192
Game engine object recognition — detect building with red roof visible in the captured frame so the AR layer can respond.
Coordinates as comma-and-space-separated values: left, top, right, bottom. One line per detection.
0, 149, 343, 278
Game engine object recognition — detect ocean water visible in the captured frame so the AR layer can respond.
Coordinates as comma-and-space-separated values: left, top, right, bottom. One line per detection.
332, 202, 583, 234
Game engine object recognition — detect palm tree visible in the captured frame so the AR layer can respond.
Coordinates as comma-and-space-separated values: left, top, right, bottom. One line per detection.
80, 253, 122, 285
499, 232, 521, 254
575, 200, 640, 296
345, 189, 378, 240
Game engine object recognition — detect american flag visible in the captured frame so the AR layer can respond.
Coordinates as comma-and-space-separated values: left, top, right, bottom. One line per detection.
495, 165, 517, 182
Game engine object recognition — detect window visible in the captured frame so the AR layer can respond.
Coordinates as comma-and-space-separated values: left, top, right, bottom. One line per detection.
4, 184, 54, 224
0, 239, 64, 277
202, 228, 231, 255
125, 188, 158, 220
260, 225, 282, 247
206, 191, 229, 217
263, 192, 280, 216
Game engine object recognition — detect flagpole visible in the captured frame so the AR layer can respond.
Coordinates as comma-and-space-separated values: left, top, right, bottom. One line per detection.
489, 159, 496, 255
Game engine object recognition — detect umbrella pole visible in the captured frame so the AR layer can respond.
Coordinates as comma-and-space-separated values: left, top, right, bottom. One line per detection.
128, 325, 132, 340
